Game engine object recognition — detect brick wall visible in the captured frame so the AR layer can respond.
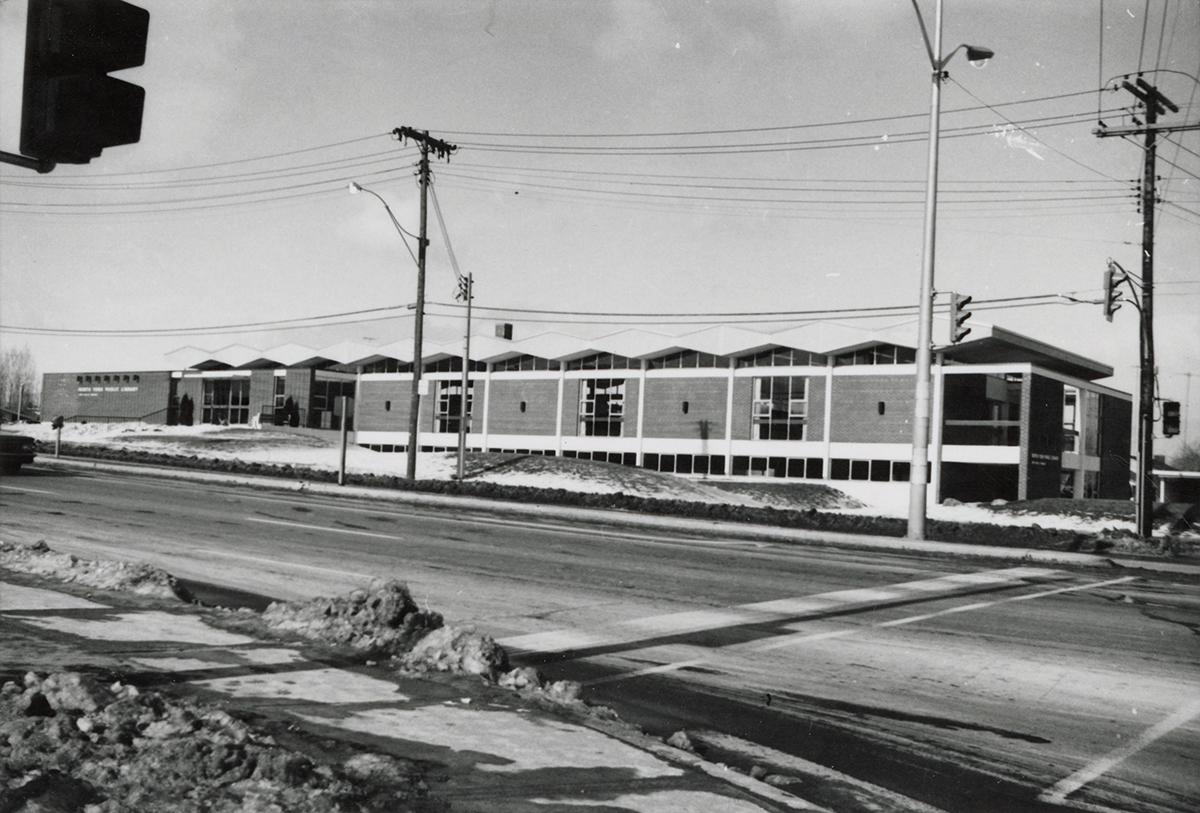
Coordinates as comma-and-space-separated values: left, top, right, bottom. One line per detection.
284, 369, 314, 414
807, 375, 826, 442
1099, 393, 1132, 499
41, 371, 174, 423
560, 378, 580, 436
643, 377, 727, 439
1025, 374, 1064, 499
731, 378, 753, 440
829, 374, 914, 442
249, 371, 275, 418
487, 379, 558, 435
356, 379, 410, 432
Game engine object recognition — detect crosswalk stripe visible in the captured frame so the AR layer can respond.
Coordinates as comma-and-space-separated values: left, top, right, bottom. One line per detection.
500, 566, 1061, 655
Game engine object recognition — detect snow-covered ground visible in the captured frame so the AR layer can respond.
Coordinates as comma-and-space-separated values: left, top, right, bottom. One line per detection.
22, 421, 1137, 535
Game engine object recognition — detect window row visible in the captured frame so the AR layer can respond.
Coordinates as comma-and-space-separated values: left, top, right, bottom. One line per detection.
833, 344, 916, 366
643, 453, 726, 476
77, 374, 140, 383
829, 458, 918, 482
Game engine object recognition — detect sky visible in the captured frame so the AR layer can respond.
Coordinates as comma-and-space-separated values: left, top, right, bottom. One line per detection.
1, 0, 1198, 454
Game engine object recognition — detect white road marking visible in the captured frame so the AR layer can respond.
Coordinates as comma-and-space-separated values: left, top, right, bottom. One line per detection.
92, 473, 768, 550
197, 545, 374, 580
582, 575, 1137, 686
1039, 698, 1200, 806
0, 484, 57, 495
503, 567, 1061, 655
246, 516, 406, 543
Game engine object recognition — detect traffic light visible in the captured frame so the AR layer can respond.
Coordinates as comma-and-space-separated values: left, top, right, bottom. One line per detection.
949, 292, 973, 344
1162, 401, 1181, 437
1103, 263, 1125, 321
21, 0, 150, 166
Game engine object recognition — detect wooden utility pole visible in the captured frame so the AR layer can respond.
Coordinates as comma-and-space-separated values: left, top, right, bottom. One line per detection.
1096, 78, 1180, 538
392, 127, 457, 481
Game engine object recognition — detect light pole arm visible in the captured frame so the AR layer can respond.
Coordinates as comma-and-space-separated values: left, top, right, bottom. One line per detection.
909, 0, 938, 69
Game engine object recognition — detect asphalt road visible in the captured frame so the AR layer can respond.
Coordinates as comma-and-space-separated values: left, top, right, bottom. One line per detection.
2, 463, 1198, 812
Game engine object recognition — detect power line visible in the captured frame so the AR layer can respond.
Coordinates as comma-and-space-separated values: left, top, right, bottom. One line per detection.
432, 89, 1106, 139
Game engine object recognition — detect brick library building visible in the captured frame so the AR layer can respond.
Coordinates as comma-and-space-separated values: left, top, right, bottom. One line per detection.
41, 320, 1132, 505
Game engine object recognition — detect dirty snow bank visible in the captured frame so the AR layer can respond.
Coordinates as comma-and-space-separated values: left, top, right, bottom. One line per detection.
259, 580, 443, 656
0, 671, 430, 812
0, 541, 193, 602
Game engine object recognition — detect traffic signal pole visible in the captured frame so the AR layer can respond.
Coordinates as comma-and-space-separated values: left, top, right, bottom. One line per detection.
1096, 78, 1180, 538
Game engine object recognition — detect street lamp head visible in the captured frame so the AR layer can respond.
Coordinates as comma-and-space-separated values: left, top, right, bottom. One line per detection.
348, 181, 363, 195
964, 45, 994, 66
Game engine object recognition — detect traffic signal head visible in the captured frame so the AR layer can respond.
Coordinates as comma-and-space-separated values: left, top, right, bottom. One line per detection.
1103, 264, 1125, 322
949, 292, 973, 344
21, 0, 149, 165
1162, 400, 1181, 437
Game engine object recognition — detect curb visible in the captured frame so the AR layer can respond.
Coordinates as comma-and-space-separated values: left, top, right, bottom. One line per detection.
33, 455, 1200, 577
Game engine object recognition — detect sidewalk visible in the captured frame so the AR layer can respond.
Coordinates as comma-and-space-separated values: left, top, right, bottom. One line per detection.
0, 571, 813, 812
38, 456, 1200, 576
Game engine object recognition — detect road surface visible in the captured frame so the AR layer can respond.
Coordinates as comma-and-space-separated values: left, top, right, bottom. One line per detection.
2, 463, 1198, 812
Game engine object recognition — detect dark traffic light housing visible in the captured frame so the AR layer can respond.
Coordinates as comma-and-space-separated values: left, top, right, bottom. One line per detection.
949, 292, 973, 344
1162, 400, 1181, 437
21, 0, 149, 167
1103, 263, 1126, 322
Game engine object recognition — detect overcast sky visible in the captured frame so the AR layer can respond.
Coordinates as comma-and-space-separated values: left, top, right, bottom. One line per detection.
1, 0, 1197, 450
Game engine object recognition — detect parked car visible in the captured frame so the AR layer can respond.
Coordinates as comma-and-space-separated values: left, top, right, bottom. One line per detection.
0, 431, 37, 474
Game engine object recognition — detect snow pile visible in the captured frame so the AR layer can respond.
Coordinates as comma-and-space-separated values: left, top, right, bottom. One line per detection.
0, 541, 193, 602
0, 671, 428, 811
399, 625, 509, 680
260, 579, 443, 656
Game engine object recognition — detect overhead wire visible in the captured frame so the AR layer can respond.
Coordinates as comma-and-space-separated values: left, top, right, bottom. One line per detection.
0, 290, 1129, 337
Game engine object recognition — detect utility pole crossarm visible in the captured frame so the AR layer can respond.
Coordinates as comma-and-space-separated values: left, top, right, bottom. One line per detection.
393, 127, 458, 161
1094, 122, 1200, 138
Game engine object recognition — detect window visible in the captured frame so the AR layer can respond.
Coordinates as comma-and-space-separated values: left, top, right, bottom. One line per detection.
737, 346, 825, 368
519, 401, 527, 413
834, 344, 916, 366
942, 373, 1023, 446
201, 379, 250, 425
1062, 387, 1079, 452
435, 380, 474, 433
362, 359, 412, 374
567, 353, 638, 371
384, 400, 391, 412
752, 376, 807, 440
495, 354, 561, 372
580, 378, 625, 436
274, 376, 286, 409
425, 357, 487, 373
647, 350, 723, 369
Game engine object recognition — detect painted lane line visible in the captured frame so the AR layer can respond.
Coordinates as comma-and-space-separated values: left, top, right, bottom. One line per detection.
582, 576, 1137, 686
502, 566, 1061, 655
0, 484, 58, 495
246, 516, 406, 543
1039, 698, 1200, 806
196, 546, 374, 581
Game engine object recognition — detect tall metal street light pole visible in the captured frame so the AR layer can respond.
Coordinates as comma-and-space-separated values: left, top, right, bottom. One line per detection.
906, 0, 993, 539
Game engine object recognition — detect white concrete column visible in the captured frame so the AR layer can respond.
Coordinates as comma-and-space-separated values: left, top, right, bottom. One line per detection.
822, 357, 834, 479
635, 361, 646, 465
724, 359, 736, 474
555, 365, 565, 456
930, 351, 946, 503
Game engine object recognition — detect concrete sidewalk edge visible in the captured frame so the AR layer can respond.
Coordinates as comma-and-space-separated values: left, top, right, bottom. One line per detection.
33, 456, 1200, 576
